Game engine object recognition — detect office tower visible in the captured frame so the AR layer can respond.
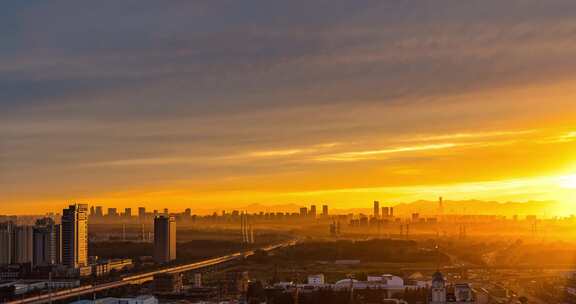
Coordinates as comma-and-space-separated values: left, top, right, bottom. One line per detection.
163, 208, 169, 215
382, 207, 389, 218
14, 225, 34, 264
389, 207, 394, 217
322, 205, 329, 217
95, 206, 104, 217
153, 216, 176, 263
138, 207, 146, 222
0, 222, 14, 265
33, 218, 61, 265
299, 207, 308, 218
108, 208, 118, 217
90, 206, 95, 217
373, 201, 380, 218
124, 208, 132, 217
62, 204, 88, 268
310, 205, 317, 218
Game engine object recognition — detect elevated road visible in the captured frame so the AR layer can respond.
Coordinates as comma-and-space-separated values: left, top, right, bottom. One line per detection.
8, 240, 296, 304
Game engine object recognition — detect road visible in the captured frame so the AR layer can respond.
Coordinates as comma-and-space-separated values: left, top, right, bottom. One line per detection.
7, 240, 297, 304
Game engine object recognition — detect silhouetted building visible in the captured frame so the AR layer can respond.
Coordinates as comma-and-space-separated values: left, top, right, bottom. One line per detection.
374, 201, 380, 218
33, 218, 61, 266
153, 216, 176, 263
138, 207, 146, 222
383, 207, 390, 218
124, 208, 132, 217
13, 225, 33, 264
95, 206, 104, 217
299, 207, 308, 218
0, 222, 14, 265
62, 204, 88, 268
310, 205, 317, 218
107, 208, 118, 217
322, 205, 329, 217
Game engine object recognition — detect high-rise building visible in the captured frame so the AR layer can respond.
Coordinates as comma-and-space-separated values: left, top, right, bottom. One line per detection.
299, 207, 308, 218
373, 201, 380, 218
0, 222, 14, 265
382, 207, 389, 218
163, 208, 169, 215
14, 225, 34, 264
153, 216, 176, 263
390, 207, 394, 217
62, 204, 88, 268
95, 206, 104, 217
138, 207, 146, 222
124, 208, 132, 217
90, 206, 95, 217
33, 218, 61, 266
322, 205, 329, 217
108, 208, 118, 217
310, 205, 317, 218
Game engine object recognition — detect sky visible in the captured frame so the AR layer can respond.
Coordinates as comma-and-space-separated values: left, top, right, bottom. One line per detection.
1, 0, 576, 214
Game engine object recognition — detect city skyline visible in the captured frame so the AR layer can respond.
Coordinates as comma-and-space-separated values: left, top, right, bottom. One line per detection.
2, 1, 576, 214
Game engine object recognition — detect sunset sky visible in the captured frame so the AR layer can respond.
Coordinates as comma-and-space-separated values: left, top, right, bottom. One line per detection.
1, 1, 576, 214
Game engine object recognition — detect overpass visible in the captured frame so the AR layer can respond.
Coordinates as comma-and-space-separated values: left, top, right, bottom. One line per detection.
7, 240, 296, 304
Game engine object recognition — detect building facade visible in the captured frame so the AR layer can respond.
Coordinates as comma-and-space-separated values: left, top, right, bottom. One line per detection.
153, 216, 176, 263
62, 204, 89, 268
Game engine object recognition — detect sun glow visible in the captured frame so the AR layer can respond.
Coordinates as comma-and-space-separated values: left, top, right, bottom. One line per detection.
559, 174, 576, 189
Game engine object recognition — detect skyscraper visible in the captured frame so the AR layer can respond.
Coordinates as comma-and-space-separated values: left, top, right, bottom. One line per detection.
62, 204, 88, 268
0, 222, 14, 265
154, 216, 176, 263
138, 207, 146, 222
95, 206, 104, 217
373, 201, 380, 218
14, 225, 34, 264
33, 218, 61, 266
299, 207, 308, 218
322, 205, 329, 217
124, 208, 132, 217
108, 208, 118, 217
310, 205, 317, 218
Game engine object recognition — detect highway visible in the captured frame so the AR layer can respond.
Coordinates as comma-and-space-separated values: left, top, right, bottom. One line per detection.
7, 240, 296, 304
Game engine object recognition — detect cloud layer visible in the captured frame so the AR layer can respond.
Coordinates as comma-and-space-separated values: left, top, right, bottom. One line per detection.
2, 0, 576, 213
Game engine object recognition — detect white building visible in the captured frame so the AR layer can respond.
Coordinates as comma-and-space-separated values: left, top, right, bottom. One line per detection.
307, 274, 325, 285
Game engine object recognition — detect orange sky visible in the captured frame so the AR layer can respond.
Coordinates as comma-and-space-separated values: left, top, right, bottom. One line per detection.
2, 1, 576, 215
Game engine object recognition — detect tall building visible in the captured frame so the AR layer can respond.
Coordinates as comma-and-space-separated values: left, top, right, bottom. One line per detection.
153, 216, 176, 263
62, 204, 88, 268
390, 207, 394, 217
310, 205, 317, 218
322, 205, 329, 217
14, 225, 34, 264
33, 218, 61, 266
138, 207, 146, 221
299, 207, 308, 218
95, 206, 104, 217
108, 208, 118, 217
373, 201, 380, 218
124, 208, 132, 217
90, 206, 95, 217
0, 222, 14, 265
382, 207, 389, 218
